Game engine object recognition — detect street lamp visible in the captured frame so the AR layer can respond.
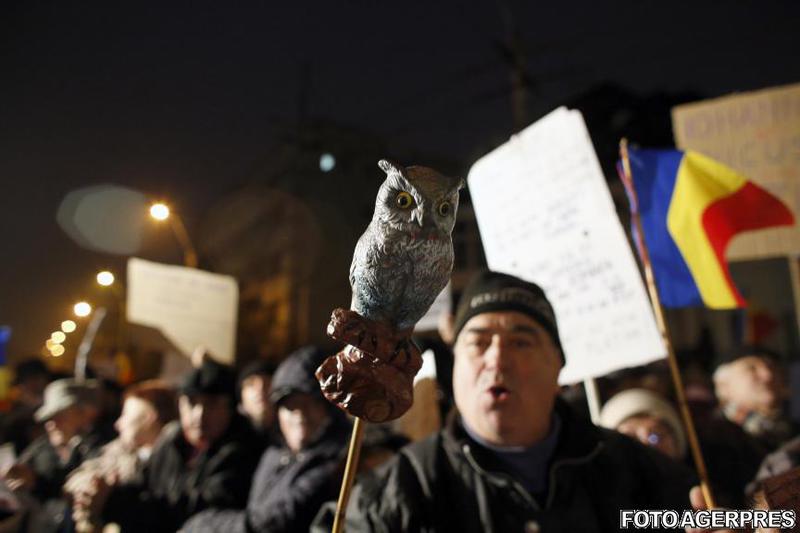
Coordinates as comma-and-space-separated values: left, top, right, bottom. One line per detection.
74, 301, 92, 317
61, 320, 77, 333
50, 331, 66, 344
149, 203, 170, 221
96, 271, 115, 286
149, 201, 198, 268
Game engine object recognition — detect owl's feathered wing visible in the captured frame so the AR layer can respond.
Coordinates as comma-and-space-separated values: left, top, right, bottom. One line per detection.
350, 224, 452, 330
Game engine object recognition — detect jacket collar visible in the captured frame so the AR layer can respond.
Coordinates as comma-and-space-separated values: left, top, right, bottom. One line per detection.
444, 398, 600, 462
442, 397, 603, 509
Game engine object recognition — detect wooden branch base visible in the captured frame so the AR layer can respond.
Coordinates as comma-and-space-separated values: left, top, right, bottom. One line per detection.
316, 308, 422, 423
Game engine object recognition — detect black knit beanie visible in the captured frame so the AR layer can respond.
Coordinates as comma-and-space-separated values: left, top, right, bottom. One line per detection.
453, 270, 564, 365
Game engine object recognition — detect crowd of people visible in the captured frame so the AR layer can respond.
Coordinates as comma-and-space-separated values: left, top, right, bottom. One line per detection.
0, 270, 797, 532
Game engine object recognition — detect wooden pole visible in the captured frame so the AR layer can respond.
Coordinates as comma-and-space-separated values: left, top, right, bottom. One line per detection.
619, 139, 717, 509
332, 417, 365, 533
583, 378, 602, 425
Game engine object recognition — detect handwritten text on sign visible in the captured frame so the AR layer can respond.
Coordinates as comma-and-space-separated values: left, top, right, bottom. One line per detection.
468, 107, 665, 384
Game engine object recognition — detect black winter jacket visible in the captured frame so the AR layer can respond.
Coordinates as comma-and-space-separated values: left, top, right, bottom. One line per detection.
17, 431, 107, 533
349, 401, 696, 532
183, 416, 350, 533
103, 415, 263, 532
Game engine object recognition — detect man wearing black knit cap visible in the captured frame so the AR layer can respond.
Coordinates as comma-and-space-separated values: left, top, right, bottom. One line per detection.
349, 270, 697, 532
77, 358, 262, 533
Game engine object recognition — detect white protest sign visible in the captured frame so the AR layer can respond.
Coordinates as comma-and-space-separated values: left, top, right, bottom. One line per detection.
468, 107, 666, 384
414, 282, 451, 333
127, 258, 239, 364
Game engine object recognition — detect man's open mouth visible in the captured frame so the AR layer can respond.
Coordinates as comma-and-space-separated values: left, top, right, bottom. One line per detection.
487, 385, 510, 401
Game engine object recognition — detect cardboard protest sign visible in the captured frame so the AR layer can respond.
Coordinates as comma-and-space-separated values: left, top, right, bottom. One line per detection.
672, 83, 800, 260
127, 258, 238, 364
468, 107, 666, 384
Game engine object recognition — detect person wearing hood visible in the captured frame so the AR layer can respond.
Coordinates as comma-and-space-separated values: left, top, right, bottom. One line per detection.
183, 346, 351, 533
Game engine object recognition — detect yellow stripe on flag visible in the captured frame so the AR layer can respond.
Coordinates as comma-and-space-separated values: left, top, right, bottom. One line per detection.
666, 151, 745, 309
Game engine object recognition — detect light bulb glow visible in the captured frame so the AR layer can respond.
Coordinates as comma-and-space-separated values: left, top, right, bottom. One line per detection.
50, 344, 65, 357
150, 203, 170, 221
50, 331, 66, 344
45, 339, 57, 350
96, 271, 115, 286
74, 302, 92, 317
61, 320, 76, 333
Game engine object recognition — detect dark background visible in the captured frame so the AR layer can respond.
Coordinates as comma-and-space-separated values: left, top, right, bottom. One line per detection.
2, 1, 799, 358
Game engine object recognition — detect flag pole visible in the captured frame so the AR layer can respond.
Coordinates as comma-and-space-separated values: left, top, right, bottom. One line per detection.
619, 139, 717, 509
583, 378, 602, 425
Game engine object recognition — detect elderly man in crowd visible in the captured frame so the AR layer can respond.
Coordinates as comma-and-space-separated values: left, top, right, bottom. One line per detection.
76, 358, 262, 532
348, 270, 697, 532
183, 346, 350, 533
2, 378, 109, 532
713, 349, 794, 450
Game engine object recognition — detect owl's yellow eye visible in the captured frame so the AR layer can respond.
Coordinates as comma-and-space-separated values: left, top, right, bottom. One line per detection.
395, 191, 414, 209
438, 202, 451, 216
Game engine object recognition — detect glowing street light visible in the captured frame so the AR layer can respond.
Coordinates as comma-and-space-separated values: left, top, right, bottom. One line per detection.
74, 301, 92, 317
148, 201, 198, 268
61, 320, 77, 333
96, 271, 115, 286
149, 203, 170, 221
50, 331, 66, 344
50, 344, 65, 357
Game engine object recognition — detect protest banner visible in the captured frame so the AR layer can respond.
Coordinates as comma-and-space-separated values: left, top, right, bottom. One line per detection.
127, 258, 238, 364
468, 107, 665, 384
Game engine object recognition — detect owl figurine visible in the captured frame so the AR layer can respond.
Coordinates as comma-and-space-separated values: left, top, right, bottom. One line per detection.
350, 159, 463, 331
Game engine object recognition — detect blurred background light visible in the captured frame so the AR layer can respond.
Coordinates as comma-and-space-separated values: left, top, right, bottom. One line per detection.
319, 153, 336, 172
150, 203, 170, 221
96, 271, 115, 286
74, 301, 92, 317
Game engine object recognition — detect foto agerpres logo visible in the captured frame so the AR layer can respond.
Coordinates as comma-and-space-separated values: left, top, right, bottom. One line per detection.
620, 509, 796, 530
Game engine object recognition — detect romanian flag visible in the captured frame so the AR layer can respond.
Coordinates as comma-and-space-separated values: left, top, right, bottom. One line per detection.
623, 148, 794, 309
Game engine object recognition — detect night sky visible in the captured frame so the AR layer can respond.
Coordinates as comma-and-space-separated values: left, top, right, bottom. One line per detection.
2, 1, 799, 357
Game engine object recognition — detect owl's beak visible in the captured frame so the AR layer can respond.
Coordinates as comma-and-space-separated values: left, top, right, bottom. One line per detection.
411, 209, 424, 227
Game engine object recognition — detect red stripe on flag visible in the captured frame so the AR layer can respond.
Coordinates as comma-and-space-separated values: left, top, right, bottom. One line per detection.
702, 182, 795, 306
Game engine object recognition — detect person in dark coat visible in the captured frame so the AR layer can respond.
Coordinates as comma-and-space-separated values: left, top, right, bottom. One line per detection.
75, 358, 263, 532
0, 358, 51, 455
3, 378, 108, 532
183, 346, 350, 533
347, 271, 698, 532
